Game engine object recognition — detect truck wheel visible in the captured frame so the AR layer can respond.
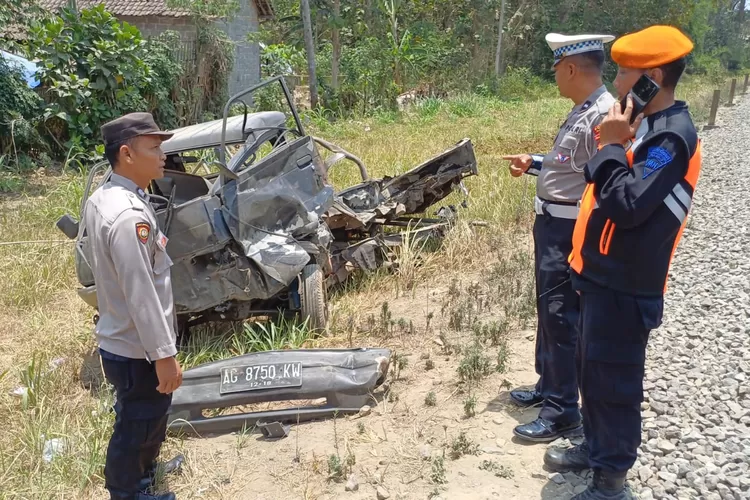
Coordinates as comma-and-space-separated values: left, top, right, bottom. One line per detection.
300, 263, 328, 332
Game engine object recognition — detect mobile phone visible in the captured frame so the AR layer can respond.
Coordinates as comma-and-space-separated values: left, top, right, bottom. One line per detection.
620, 74, 660, 124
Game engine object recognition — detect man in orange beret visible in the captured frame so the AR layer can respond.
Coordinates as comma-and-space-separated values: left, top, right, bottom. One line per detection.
543, 25, 702, 500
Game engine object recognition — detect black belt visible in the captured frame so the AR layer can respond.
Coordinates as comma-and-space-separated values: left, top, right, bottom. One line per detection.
534, 196, 579, 220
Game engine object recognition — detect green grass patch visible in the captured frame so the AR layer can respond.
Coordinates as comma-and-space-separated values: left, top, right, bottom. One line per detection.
177, 317, 316, 370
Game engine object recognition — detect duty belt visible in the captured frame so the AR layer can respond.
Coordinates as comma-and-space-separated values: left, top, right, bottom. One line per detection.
534, 196, 579, 220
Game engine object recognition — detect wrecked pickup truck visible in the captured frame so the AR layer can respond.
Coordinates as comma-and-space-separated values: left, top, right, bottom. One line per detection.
57, 76, 478, 334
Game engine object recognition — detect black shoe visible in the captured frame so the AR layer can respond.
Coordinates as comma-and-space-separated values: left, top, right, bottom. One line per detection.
139, 454, 185, 490
136, 493, 176, 500
544, 442, 591, 471
512, 417, 583, 443
160, 454, 185, 476
571, 470, 633, 499
110, 491, 176, 500
509, 388, 544, 407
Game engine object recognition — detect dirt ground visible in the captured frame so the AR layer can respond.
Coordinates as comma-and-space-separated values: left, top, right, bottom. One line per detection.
162, 276, 574, 500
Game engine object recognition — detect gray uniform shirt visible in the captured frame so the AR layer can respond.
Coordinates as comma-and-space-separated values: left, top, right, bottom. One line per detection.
84, 173, 177, 361
531, 85, 616, 203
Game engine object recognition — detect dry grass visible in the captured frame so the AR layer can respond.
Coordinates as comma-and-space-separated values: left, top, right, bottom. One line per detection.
0, 74, 728, 499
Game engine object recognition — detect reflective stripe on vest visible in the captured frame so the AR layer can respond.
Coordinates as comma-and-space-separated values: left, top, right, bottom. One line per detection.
664, 183, 692, 224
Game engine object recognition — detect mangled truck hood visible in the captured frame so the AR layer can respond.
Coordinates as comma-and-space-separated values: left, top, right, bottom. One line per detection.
325, 138, 477, 231
324, 138, 478, 283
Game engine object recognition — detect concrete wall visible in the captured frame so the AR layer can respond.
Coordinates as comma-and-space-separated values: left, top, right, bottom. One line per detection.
120, 1, 262, 97
214, 0, 261, 97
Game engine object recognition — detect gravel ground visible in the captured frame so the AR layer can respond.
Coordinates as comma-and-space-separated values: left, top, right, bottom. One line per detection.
626, 96, 750, 499
546, 95, 750, 500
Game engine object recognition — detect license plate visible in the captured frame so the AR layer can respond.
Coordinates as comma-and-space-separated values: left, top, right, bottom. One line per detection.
220, 362, 303, 395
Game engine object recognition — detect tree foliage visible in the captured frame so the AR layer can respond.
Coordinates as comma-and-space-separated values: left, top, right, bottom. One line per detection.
0, 1, 237, 168
27, 6, 150, 146
0, 59, 45, 159
255, 0, 749, 113
18, 5, 185, 160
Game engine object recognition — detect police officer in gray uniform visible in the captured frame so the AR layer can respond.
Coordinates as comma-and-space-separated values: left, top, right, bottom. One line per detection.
85, 112, 184, 500
503, 33, 617, 442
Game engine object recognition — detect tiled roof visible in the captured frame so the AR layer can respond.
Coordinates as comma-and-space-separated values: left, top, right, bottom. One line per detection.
0, 1, 275, 40
1, 24, 28, 41
36, 0, 189, 17
35, 0, 274, 18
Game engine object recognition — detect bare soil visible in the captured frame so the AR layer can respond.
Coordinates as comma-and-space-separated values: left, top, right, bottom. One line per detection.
161, 275, 570, 500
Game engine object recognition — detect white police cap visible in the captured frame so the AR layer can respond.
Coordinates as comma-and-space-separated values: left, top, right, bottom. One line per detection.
546, 33, 615, 66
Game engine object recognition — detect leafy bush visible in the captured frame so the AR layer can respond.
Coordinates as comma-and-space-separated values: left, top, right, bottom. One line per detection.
690, 52, 726, 82
24, 6, 192, 160
1, 3, 233, 171
141, 32, 185, 130
261, 43, 306, 78
195, 24, 235, 122
0, 58, 45, 167
27, 5, 152, 157
475, 67, 556, 103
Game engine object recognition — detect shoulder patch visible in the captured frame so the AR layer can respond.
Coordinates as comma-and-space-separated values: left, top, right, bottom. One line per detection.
135, 222, 151, 244
643, 147, 673, 179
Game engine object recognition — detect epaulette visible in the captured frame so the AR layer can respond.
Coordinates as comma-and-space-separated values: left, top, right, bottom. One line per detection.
594, 91, 617, 115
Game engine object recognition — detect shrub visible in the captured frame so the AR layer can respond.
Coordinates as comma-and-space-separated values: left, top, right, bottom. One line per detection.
475, 67, 556, 102
26, 5, 183, 159
141, 31, 184, 131
0, 58, 45, 167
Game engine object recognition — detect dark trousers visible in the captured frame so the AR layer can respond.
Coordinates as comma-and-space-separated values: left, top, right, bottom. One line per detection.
573, 275, 663, 474
532, 214, 581, 424
100, 349, 172, 499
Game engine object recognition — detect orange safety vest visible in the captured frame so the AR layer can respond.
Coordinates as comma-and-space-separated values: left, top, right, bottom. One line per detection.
568, 120, 702, 296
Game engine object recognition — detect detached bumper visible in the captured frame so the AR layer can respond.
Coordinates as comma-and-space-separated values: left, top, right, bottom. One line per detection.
167, 348, 391, 436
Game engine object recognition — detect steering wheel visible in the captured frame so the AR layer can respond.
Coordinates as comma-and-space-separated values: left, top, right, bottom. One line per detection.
148, 193, 171, 212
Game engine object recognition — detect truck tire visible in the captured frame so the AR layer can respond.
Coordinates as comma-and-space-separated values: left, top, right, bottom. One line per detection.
300, 263, 328, 332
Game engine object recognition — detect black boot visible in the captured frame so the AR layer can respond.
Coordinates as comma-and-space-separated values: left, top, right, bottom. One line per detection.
544, 442, 591, 471
571, 470, 634, 500
513, 418, 583, 443
509, 388, 544, 407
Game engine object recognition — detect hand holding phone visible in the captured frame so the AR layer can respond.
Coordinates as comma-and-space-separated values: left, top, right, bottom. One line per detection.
597, 74, 660, 147
598, 98, 643, 147
620, 74, 660, 124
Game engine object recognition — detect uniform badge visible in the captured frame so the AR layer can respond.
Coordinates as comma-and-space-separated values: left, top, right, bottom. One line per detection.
157, 230, 169, 250
135, 222, 151, 244
556, 153, 571, 163
643, 147, 673, 179
578, 100, 592, 114
593, 125, 601, 145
